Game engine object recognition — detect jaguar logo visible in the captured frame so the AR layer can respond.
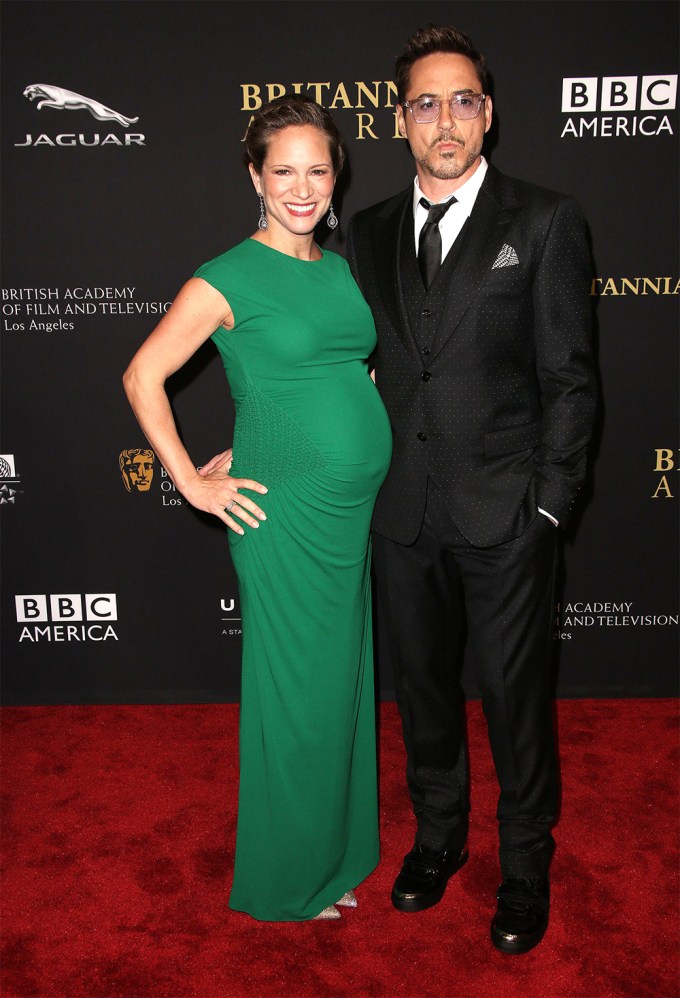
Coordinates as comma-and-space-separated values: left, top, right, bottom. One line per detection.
23, 84, 139, 127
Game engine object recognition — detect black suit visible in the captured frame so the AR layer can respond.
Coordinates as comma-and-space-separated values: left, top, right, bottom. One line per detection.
348, 164, 596, 877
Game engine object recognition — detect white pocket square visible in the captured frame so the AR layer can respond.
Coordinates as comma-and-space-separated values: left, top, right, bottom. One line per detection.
492, 244, 520, 268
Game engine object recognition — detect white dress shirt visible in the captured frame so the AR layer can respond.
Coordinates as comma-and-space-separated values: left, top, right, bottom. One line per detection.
412, 157, 488, 261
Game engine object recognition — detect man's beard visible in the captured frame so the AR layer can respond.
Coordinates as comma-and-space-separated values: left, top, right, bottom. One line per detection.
417, 136, 480, 181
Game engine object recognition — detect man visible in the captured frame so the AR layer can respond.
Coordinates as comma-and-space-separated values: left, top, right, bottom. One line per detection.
347, 25, 596, 954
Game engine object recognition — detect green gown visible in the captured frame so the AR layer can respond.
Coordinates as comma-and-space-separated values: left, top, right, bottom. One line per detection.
195, 239, 392, 921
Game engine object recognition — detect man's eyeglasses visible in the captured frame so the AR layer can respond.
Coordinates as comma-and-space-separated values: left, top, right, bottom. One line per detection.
401, 94, 487, 123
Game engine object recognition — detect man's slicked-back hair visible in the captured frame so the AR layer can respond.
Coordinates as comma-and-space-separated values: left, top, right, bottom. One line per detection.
395, 24, 489, 102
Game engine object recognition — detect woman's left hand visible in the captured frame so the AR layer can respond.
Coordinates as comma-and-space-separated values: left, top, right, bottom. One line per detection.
199, 449, 233, 477
183, 465, 268, 532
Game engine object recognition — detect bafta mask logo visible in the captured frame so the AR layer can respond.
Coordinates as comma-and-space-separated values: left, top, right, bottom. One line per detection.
119, 448, 155, 493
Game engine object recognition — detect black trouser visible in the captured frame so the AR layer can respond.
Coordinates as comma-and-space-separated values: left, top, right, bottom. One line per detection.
372, 479, 558, 878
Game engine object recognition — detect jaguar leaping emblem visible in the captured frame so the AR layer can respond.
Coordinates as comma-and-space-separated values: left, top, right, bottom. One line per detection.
23, 84, 139, 127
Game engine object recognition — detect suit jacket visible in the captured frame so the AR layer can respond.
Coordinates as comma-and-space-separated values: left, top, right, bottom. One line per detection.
347, 164, 597, 548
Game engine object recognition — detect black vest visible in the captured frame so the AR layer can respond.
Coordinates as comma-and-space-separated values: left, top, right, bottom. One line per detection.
400, 217, 469, 363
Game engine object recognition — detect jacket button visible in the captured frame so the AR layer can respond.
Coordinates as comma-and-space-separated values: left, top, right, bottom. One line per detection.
422, 347, 431, 356
422, 308, 431, 317
421, 371, 431, 382
417, 431, 428, 442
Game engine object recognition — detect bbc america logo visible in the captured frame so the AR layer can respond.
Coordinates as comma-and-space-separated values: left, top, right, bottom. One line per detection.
562, 76, 677, 112
561, 75, 677, 138
15, 593, 119, 642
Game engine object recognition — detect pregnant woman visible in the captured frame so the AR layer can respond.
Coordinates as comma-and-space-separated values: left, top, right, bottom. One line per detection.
123, 93, 391, 921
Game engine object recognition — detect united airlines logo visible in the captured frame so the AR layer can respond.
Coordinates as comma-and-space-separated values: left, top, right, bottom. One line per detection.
16, 84, 145, 147
221, 596, 242, 637
0, 454, 22, 505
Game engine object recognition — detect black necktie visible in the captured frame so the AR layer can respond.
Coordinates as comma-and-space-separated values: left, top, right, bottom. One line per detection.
418, 196, 457, 289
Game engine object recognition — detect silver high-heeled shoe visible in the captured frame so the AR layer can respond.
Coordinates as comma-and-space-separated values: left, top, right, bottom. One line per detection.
312, 904, 341, 920
336, 890, 358, 908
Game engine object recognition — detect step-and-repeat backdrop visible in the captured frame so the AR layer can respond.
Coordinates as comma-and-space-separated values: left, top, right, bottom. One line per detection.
2, 1, 678, 704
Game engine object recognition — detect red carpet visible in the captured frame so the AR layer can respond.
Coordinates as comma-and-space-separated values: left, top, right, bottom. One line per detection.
1, 700, 678, 997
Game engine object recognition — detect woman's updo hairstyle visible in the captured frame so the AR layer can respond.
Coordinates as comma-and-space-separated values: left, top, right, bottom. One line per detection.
243, 92, 345, 176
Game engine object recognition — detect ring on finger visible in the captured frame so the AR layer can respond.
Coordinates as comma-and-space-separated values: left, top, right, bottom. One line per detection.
225, 500, 236, 513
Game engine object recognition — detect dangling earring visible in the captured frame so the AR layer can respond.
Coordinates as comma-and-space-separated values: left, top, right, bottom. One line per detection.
257, 193, 268, 231
327, 204, 338, 230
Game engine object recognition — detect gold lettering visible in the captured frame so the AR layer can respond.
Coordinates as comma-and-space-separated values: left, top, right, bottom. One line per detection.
591, 277, 679, 296
241, 85, 261, 111
356, 113, 378, 139
305, 82, 330, 104
652, 475, 674, 498
266, 84, 286, 102
329, 83, 352, 109
356, 81, 381, 108
240, 80, 400, 114
241, 115, 255, 142
393, 111, 406, 139
654, 449, 676, 472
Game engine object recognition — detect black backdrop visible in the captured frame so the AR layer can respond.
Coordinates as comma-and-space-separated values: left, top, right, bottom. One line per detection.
2, 1, 678, 705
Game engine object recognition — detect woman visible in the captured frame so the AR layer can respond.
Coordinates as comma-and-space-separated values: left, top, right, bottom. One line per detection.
123, 94, 392, 921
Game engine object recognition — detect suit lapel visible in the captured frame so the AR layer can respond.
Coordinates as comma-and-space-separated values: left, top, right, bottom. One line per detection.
429, 168, 521, 363
371, 190, 421, 361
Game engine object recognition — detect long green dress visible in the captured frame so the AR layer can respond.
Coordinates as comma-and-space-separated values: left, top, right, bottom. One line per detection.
195, 239, 392, 921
